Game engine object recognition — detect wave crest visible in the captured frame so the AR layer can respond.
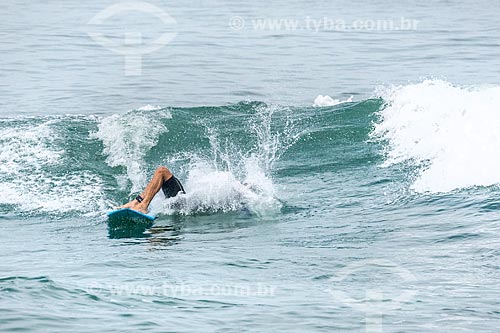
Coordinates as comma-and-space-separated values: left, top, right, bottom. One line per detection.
372, 79, 500, 193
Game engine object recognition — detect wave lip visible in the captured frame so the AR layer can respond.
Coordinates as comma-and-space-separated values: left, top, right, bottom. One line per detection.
372, 79, 500, 193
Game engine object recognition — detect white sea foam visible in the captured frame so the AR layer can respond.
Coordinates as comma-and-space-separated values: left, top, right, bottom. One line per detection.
313, 95, 353, 107
1, 172, 108, 214
372, 79, 500, 193
0, 118, 108, 214
0, 121, 61, 175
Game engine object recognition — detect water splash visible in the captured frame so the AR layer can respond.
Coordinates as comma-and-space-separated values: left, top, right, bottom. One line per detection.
155, 104, 301, 216
91, 108, 172, 193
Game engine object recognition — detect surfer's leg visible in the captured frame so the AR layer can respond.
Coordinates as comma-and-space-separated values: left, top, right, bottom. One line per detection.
118, 166, 173, 213
136, 166, 173, 211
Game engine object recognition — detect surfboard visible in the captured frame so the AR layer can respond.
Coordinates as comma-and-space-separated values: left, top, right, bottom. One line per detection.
107, 208, 156, 222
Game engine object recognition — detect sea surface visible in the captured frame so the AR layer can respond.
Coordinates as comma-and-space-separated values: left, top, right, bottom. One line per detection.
1, 1, 500, 332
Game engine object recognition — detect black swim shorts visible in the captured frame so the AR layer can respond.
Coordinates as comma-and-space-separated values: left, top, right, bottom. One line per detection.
161, 176, 185, 198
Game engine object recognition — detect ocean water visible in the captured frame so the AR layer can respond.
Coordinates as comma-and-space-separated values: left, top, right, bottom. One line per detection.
1, 1, 500, 332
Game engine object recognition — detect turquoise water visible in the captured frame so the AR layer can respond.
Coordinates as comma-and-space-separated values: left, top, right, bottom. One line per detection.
2, 1, 500, 332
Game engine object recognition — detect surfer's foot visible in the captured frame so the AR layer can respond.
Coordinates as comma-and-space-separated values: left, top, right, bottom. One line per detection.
117, 199, 148, 214
131, 202, 148, 214
116, 199, 135, 210
117, 202, 133, 209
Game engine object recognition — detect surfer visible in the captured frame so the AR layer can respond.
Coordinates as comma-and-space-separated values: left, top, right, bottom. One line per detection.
118, 166, 185, 213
